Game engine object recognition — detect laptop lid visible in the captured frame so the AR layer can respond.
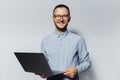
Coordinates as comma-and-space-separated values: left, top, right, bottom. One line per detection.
14, 52, 53, 77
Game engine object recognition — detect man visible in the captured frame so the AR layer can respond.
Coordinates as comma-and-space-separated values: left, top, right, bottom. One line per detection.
40, 4, 91, 80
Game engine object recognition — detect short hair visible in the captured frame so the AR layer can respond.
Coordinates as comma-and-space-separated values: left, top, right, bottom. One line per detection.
53, 4, 70, 16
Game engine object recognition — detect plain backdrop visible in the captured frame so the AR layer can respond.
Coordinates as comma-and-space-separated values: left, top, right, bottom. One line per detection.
0, 0, 120, 80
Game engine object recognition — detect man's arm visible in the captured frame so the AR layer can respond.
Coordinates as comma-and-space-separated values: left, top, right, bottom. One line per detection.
63, 37, 91, 78
77, 37, 91, 74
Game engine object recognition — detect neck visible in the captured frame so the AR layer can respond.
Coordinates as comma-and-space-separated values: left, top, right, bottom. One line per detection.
55, 28, 67, 34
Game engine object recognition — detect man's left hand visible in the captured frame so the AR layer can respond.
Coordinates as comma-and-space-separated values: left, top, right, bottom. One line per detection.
63, 67, 78, 78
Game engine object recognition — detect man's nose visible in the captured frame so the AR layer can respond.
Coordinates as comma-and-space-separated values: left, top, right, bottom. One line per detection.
59, 17, 64, 21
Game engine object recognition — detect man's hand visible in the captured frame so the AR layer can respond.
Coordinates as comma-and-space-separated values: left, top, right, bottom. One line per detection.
63, 67, 78, 78
35, 73, 48, 78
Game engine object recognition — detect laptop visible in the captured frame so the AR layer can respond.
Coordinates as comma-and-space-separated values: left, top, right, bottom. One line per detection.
14, 52, 63, 77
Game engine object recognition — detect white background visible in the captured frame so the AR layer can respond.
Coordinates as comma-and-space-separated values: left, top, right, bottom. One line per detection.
0, 0, 120, 80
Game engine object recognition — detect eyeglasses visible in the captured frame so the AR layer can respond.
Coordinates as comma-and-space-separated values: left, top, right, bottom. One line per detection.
53, 14, 69, 20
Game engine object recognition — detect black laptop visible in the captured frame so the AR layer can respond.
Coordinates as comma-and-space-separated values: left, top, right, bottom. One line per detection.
14, 52, 63, 77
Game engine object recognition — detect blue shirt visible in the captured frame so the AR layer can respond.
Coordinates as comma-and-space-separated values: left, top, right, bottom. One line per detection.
41, 30, 91, 80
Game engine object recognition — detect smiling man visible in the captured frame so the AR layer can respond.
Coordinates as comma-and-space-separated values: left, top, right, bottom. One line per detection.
53, 5, 70, 33
40, 4, 91, 80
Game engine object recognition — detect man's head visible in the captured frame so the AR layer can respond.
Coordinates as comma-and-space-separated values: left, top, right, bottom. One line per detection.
53, 4, 71, 32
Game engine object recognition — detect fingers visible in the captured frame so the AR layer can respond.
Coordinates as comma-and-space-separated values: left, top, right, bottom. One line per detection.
34, 73, 48, 78
64, 72, 75, 78
63, 67, 78, 78
40, 74, 48, 78
64, 70, 75, 78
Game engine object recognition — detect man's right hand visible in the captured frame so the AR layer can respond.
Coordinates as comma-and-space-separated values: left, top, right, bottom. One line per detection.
35, 73, 48, 78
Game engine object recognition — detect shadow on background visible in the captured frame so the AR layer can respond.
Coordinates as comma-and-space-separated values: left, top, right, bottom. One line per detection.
79, 66, 97, 80
70, 30, 82, 36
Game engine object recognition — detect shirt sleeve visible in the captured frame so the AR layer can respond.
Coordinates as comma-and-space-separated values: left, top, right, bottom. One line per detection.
77, 37, 91, 74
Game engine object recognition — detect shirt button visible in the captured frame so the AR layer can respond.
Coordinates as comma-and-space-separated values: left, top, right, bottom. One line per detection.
60, 66, 62, 69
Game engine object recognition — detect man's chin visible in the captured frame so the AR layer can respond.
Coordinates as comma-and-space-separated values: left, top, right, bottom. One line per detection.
57, 24, 65, 28
58, 26, 65, 29
55, 24, 68, 32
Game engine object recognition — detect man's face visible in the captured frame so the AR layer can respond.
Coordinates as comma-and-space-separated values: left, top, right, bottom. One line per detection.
53, 7, 70, 32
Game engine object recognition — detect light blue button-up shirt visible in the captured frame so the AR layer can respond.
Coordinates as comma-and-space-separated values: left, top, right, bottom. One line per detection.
41, 30, 91, 80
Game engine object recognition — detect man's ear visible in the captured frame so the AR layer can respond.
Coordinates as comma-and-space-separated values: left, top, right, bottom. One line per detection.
52, 16, 54, 21
68, 16, 71, 22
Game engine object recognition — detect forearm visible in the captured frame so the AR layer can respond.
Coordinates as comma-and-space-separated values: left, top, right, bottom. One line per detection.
77, 59, 91, 74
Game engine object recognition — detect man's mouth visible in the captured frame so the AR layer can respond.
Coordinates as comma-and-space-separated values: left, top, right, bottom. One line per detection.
58, 21, 65, 24
59, 22, 65, 26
